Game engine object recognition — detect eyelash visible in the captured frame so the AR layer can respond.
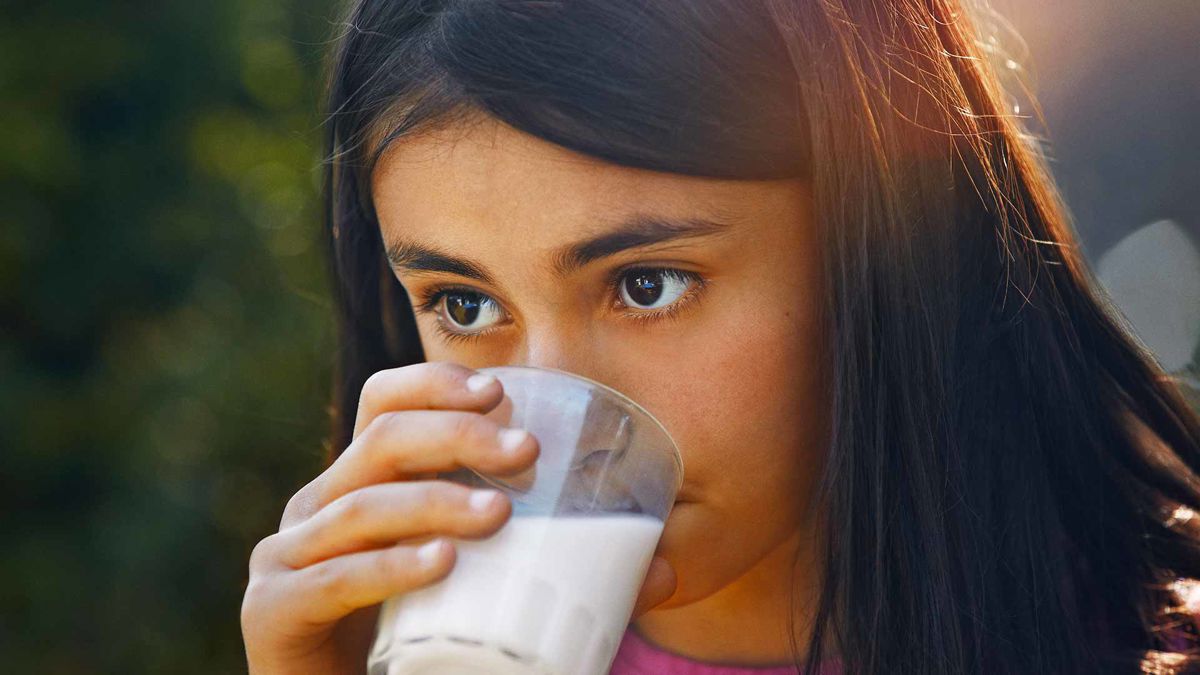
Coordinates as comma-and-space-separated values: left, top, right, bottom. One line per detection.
413, 266, 707, 345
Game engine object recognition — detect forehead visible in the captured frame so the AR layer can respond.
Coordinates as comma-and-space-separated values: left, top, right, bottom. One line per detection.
369, 116, 796, 251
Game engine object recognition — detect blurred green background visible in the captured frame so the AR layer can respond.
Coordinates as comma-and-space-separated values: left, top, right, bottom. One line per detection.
2, 2, 335, 671
0, 1, 1195, 673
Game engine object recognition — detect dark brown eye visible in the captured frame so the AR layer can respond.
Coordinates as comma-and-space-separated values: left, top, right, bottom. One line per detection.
442, 291, 502, 330
618, 268, 694, 310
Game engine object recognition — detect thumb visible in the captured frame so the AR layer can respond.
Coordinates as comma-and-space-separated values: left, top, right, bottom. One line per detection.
631, 556, 677, 619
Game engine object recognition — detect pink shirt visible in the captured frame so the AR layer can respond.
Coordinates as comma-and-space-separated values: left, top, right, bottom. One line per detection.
610, 616, 1200, 674
610, 625, 843, 675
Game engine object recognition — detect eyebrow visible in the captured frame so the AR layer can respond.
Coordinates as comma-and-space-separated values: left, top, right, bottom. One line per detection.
384, 214, 731, 285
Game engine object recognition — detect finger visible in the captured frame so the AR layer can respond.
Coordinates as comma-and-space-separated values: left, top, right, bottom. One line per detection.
631, 556, 677, 619
285, 409, 538, 526
353, 361, 505, 441
277, 481, 511, 569
280, 538, 457, 626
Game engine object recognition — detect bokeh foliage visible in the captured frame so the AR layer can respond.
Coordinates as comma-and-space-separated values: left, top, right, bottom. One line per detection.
2, 1, 341, 671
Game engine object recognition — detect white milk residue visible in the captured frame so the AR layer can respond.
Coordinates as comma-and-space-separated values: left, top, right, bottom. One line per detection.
369, 513, 664, 675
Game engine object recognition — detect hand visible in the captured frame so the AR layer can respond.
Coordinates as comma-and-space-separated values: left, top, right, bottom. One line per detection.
240, 362, 540, 674
632, 556, 678, 619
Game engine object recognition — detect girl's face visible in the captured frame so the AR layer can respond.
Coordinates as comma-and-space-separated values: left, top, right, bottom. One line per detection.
371, 116, 830, 612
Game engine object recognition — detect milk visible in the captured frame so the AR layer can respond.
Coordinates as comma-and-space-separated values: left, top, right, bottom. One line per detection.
368, 513, 664, 675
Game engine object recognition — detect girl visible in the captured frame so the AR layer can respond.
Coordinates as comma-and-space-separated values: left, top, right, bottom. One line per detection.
240, 0, 1200, 673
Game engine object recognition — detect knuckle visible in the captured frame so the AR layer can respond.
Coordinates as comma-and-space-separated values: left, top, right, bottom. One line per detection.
331, 489, 371, 525
374, 545, 412, 583
356, 373, 385, 424
240, 579, 267, 626
375, 410, 407, 437
248, 535, 279, 575
418, 481, 466, 514
446, 411, 493, 447
359, 369, 391, 408
282, 482, 320, 526
282, 492, 303, 520
424, 360, 469, 386
361, 410, 404, 452
309, 560, 349, 599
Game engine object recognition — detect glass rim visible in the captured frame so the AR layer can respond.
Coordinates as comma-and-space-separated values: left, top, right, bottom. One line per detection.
476, 364, 684, 493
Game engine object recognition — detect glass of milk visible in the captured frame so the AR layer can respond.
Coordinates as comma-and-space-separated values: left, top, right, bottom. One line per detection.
367, 365, 683, 675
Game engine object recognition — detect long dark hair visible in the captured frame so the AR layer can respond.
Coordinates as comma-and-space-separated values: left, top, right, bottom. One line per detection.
317, 1, 1200, 672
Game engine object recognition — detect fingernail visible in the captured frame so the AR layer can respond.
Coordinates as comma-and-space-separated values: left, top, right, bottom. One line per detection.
498, 428, 529, 454
469, 489, 500, 512
417, 539, 445, 565
465, 373, 497, 393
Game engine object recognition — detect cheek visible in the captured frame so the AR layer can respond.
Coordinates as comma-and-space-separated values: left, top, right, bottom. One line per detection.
641, 287, 829, 599
651, 288, 827, 504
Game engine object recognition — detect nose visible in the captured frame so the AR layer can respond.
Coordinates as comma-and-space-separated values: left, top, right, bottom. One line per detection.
511, 328, 642, 428
514, 328, 637, 470
512, 326, 605, 384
